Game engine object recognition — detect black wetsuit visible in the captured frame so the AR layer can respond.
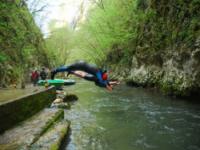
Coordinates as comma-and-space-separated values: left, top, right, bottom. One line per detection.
51, 61, 109, 87
82, 73, 107, 87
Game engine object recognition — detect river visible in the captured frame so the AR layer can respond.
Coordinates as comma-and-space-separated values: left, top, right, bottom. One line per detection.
63, 80, 200, 150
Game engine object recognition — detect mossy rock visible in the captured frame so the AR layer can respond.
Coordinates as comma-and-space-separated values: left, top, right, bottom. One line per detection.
63, 94, 78, 102
51, 103, 71, 109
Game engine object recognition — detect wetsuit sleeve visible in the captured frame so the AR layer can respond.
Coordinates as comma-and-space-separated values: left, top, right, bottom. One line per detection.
95, 80, 109, 87
83, 74, 98, 82
66, 61, 99, 76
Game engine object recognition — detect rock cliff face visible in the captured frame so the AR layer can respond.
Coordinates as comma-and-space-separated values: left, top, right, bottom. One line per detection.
111, 46, 200, 97
108, 0, 200, 98
129, 44, 200, 97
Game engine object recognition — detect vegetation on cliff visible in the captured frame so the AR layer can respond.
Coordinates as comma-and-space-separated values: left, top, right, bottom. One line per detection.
0, 0, 51, 87
63, 0, 200, 97
71, 0, 199, 63
0, 0, 199, 97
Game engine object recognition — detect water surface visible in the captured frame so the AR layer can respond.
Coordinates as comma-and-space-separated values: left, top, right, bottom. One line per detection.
64, 80, 200, 150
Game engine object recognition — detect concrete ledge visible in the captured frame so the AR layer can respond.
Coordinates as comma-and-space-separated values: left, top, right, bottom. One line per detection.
30, 120, 70, 150
0, 109, 64, 150
0, 86, 56, 133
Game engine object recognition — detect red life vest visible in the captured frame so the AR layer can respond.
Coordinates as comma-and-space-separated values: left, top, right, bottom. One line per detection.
102, 73, 108, 80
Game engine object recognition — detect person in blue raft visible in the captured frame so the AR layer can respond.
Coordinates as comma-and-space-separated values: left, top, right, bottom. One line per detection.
51, 61, 120, 91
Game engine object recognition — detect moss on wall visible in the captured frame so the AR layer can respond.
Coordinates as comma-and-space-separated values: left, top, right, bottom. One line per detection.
0, 0, 50, 87
0, 86, 56, 133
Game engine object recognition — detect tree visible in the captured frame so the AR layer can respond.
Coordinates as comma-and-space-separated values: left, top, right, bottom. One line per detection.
45, 22, 74, 66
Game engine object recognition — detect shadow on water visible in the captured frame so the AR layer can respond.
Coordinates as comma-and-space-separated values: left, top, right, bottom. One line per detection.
60, 128, 72, 150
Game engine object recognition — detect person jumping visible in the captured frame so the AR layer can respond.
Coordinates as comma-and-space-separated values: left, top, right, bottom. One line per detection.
51, 61, 119, 91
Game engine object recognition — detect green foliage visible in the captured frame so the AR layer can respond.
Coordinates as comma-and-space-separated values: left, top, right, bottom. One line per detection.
0, 1, 50, 86
63, 0, 199, 67
66, 0, 139, 65
45, 23, 74, 66
0, 52, 7, 63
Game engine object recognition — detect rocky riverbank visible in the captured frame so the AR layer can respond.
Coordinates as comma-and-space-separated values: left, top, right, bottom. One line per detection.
103, 0, 200, 99
110, 41, 200, 98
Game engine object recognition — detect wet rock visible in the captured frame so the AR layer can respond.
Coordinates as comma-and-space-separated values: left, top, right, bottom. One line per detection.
56, 91, 67, 99
113, 49, 200, 98
63, 94, 78, 102
51, 103, 71, 109
53, 98, 63, 104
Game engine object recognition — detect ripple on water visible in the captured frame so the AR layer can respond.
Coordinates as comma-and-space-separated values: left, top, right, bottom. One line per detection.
64, 81, 200, 150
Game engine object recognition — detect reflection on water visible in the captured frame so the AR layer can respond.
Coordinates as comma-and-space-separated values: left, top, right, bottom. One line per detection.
64, 80, 200, 150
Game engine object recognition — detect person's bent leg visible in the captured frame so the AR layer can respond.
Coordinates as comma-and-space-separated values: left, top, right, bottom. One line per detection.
51, 66, 69, 79
67, 61, 99, 76
83, 74, 98, 82
55, 66, 69, 72
51, 61, 99, 79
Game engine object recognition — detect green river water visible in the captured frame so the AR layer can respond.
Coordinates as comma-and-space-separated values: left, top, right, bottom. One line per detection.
64, 80, 200, 150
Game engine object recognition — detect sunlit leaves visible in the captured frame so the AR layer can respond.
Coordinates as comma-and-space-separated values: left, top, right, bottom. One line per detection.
45, 24, 74, 66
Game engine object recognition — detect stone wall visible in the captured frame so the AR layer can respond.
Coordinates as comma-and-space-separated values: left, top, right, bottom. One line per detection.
0, 87, 56, 133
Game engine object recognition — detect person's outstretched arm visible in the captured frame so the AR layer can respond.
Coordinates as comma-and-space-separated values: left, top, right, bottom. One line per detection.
109, 80, 120, 86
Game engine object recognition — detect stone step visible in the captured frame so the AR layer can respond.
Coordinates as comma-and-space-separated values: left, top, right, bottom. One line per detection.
30, 120, 70, 150
0, 108, 69, 150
